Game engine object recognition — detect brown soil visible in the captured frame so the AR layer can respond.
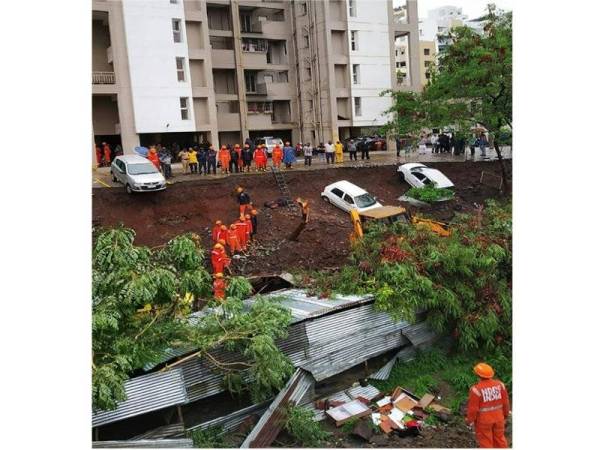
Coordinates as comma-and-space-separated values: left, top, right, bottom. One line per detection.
92, 161, 511, 276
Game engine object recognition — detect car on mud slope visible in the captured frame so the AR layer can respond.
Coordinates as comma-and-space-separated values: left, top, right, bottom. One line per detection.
321, 180, 383, 213
397, 163, 454, 189
110, 155, 166, 194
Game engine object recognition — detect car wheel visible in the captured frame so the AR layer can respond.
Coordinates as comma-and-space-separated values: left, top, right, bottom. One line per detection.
321, 195, 330, 203
126, 184, 133, 194
398, 171, 405, 181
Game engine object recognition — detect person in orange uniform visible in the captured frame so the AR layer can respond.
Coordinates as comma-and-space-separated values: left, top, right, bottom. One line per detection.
219, 145, 231, 174
210, 243, 226, 274
147, 146, 160, 169
217, 224, 228, 243
466, 363, 511, 448
234, 144, 243, 172
250, 209, 258, 239
213, 273, 226, 301
211, 220, 223, 243
271, 144, 283, 169
95, 144, 103, 168
103, 142, 112, 166
236, 187, 251, 217
234, 217, 248, 251
227, 223, 242, 254
254, 145, 267, 171
243, 214, 253, 243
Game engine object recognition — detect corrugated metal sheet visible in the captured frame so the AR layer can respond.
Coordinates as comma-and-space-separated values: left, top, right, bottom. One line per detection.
92, 439, 193, 448
92, 369, 187, 428
130, 423, 185, 441
240, 369, 314, 448
402, 322, 437, 347
369, 346, 419, 381
183, 401, 270, 436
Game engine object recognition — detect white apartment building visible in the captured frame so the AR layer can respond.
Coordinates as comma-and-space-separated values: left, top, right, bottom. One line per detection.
92, 0, 422, 155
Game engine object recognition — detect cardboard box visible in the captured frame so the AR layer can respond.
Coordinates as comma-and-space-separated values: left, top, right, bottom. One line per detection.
419, 393, 435, 408
326, 399, 372, 427
393, 393, 419, 412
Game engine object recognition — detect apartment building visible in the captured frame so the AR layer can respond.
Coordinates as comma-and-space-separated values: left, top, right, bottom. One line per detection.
92, 0, 421, 154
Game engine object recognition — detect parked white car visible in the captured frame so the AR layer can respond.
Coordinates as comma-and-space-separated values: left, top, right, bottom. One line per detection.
255, 136, 284, 155
110, 155, 166, 194
397, 163, 454, 189
321, 180, 383, 213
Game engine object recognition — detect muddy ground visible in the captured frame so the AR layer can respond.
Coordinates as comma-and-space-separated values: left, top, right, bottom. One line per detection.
92, 161, 511, 277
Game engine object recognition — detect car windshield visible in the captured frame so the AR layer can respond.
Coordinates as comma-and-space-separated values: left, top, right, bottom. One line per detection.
355, 193, 377, 208
267, 138, 282, 145
128, 163, 158, 175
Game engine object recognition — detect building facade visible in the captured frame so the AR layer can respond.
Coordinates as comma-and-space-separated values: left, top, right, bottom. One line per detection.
92, 0, 421, 154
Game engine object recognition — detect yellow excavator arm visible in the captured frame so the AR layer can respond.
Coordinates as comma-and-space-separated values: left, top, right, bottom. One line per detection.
350, 209, 364, 243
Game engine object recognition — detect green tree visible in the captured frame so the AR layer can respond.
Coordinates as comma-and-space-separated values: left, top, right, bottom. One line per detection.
384, 4, 512, 188
92, 228, 293, 411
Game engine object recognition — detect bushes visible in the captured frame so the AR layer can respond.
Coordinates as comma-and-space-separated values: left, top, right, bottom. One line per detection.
405, 185, 455, 203
284, 405, 331, 447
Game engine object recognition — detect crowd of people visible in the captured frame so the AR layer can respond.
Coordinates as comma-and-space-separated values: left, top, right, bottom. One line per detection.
95, 142, 123, 168
401, 131, 495, 159
209, 186, 259, 301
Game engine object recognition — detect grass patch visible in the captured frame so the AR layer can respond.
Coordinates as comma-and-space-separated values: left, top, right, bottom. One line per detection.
188, 426, 228, 448
405, 185, 455, 202
284, 405, 331, 447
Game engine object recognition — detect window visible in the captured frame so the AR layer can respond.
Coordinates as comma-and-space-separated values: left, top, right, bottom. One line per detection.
331, 188, 344, 198
424, 61, 432, 67
245, 72, 257, 93
352, 64, 360, 84
350, 31, 358, 51
308, 99, 313, 110
424, 48, 430, 56
170, 0, 178, 4
426, 72, 431, 80
343, 194, 355, 205
306, 66, 312, 80
241, 14, 252, 32
349, 0, 356, 17
395, 50, 398, 57
172, 19, 182, 43
180, 97, 189, 120
299, 2, 307, 15
303, 35, 309, 48
396, 62, 400, 68
400, 61, 406, 67
354, 97, 361, 116
175, 57, 186, 82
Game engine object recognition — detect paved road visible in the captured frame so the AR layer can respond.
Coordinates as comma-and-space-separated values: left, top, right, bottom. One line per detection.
92, 146, 512, 190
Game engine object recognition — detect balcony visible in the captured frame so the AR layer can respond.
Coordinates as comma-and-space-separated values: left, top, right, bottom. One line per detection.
256, 81, 291, 99
242, 51, 268, 68
247, 113, 273, 129
92, 71, 115, 84
211, 49, 235, 68
107, 46, 113, 64
248, 19, 287, 37
217, 112, 241, 131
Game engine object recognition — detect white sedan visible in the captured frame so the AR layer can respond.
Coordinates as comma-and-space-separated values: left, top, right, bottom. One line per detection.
321, 180, 383, 213
397, 163, 454, 189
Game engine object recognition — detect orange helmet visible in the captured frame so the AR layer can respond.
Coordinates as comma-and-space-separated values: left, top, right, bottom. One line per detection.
236, 186, 244, 193
234, 144, 240, 148
213, 243, 223, 250
221, 225, 228, 230
215, 220, 222, 225
230, 223, 237, 229
221, 145, 226, 149
251, 209, 258, 215
245, 214, 251, 219
215, 272, 223, 278
218, 239, 226, 246
473, 363, 494, 379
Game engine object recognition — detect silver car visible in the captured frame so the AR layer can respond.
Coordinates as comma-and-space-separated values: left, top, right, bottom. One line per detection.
110, 155, 166, 194
255, 136, 284, 155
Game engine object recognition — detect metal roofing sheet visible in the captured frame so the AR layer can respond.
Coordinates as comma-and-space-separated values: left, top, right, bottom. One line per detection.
92, 439, 193, 448
131, 423, 185, 441
402, 322, 437, 347
92, 369, 187, 428
184, 401, 270, 436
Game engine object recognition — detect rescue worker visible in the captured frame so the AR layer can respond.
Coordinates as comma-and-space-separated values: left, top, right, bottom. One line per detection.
210, 243, 226, 274
197, 146, 208, 175
272, 144, 283, 169
147, 146, 160, 169
103, 142, 112, 166
233, 144, 243, 173
283, 141, 296, 169
213, 273, 226, 301
250, 209, 258, 238
236, 187, 251, 217
242, 143, 253, 172
95, 144, 103, 168
254, 145, 267, 171
227, 223, 242, 254
207, 145, 217, 174
188, 147, 198, 174
217, 224, 228, 243
244, 214, 253, 243
178, 147, 190, 174
212, 220, 223, 243
234, 217, 248, 251
334, 140, 344, 163
466, 363, 511, 448
219, 145, 231, 174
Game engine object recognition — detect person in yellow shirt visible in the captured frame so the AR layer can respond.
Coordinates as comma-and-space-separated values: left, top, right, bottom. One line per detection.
334, 140, 344, 163
188, 147, 198, 174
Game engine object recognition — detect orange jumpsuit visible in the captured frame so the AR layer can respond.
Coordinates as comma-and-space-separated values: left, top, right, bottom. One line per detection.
243, 218, 252, 243
95, 146, 103, 167
148, 150, 160, 169
227, 225, 242, 253
219, 148, 231, 173
211, 248, 225, 274
254, 148, 267, 171
235, 219, 248, 250
213, 278, 226, 300
235, 145, 243, 169
212, 224, 222, 243
466, 379, 510, 448
216, 225, 229, 243
103, 144, 111, 165
272, 145, 283, 168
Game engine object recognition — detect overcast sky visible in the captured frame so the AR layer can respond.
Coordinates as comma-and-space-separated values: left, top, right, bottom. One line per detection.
393, 0, 514, 20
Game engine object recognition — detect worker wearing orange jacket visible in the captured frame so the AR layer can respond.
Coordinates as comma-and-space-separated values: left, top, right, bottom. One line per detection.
227, 223, 242, 254
254, 145, 267, 171
217, 224, 229, 243
147, 147, 160, 169
466, 363, 511, 448
236, 187, 251, 217
211, 220, 223, 243
213, 273, 226, 301
103, 142, 112, 166
210, 243, 228, 274
234, 144, 243, 171
271, 144, 283, 169
218, 146, 231, 174
234, 217, 248, 251
243, 214, 253, 243
95, 144, 103, 168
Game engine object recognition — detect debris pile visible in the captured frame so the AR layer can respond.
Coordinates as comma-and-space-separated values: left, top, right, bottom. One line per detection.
319, 385, 452, 443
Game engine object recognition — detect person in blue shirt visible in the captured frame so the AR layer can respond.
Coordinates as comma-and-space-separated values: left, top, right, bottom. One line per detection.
283, 141, 296, 169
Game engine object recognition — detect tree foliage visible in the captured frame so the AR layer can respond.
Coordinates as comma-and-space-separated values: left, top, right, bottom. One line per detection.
284, 405, 332, 447
92, 227, 293, 412
310, 201, 512, 352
